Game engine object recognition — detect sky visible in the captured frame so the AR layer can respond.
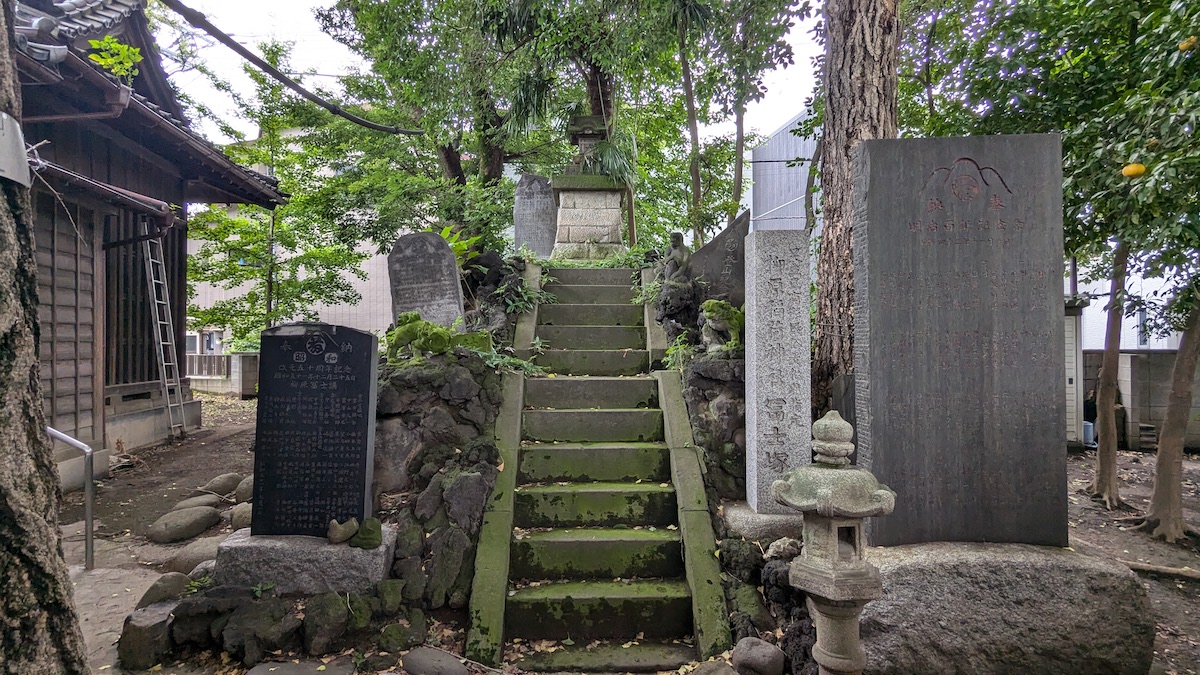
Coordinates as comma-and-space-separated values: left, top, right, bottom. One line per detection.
174, 0, 821, 146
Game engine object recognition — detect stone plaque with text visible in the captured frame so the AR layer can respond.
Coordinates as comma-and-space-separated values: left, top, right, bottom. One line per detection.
252, 323, 378, 536
693, 210, 750, 306
853, 134, 1067, 547
514, 175, 556, 258
745, 228, 811, 514
388, 232, 464, 327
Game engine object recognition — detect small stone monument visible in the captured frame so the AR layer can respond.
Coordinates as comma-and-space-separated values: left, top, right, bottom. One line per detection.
388, 231, 464, 328
514, 174, 556, 257
854, 134, 1067, 546
551, 116, 627, 260
772, 411, 895, 675
251, 322, 378, 536
745, 228, 810, 514
691, 210, 750, 305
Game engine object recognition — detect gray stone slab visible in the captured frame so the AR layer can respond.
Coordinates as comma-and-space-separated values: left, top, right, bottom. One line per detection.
745, 229, 811, 514
214, 526, 397, 595
721, 500, 804, 541
254, 323, 378, 537
693, 210, 750, 306
388, 231, 464, 327
853, 134, 1067, 546
514, 174, 556, 258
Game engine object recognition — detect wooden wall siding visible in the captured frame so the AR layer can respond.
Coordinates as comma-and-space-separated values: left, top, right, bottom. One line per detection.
34, 192, 98, 443
25, 120, 188, 390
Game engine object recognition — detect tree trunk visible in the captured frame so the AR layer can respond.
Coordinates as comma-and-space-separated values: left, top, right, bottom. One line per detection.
1090, 239, 1129, 509
0, 5, 90, 671
730, 101, 746, 224
812, 0, 899, 418
1137, 294, 1200, 541
678, 17, 705, 247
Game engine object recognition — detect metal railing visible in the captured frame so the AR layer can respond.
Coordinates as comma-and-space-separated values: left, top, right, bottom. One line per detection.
186, 353, 231, 378
46, 427, 94, 570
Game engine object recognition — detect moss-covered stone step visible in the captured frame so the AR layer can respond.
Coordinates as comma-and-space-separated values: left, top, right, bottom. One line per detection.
525, 376, 657, 410
522, 409, 664, 443
546, 283, 635, 305
534, 324, 646, 351
510, 528, 683, 580
505, 579, 692, 639
545, 268, 636, 286
518, 443, 670, 483
512, 641, 697, 672
513, 482, 677, 528
538, 304, 643, 327
538, 349, 649, 376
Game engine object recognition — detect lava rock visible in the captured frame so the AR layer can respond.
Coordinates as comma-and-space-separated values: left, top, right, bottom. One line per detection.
146, 506, 221, 543
731, 636, 786, 675
442, 468, 496, 536
137, 572, 191, 608
377, 579, 406, 615
720, 538, 765, 583
222, 598, 303, 666
426, 526, 469, 609
303, 593, 349, 655
764, 537, 802, 561
172, 586, 256, 648
393, 508, 424, 559
379, 608, 427, 652
118, 601, 178, 670
392, 556, 427, 603
694, 662, 739, 675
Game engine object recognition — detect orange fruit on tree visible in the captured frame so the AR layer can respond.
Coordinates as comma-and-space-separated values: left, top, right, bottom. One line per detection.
1122, 163, 1146, 178
1181, 35, 1197, 51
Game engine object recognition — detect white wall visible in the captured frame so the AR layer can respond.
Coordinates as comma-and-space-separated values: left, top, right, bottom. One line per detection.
1078, 274, 1183, 351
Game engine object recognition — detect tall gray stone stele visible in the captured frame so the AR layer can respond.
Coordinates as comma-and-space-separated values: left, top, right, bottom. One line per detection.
387, 231, 464, 328
745, 228, 811, 514
853, 134, 1068, 547
514, 174, 556, 258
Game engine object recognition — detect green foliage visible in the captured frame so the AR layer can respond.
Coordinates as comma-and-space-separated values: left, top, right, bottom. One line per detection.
632, 276, 663, 306
496, 278, 556, 315
184, 576, 213, 595
87, 36, 143, 86
251, 581, 275, 598
186, 42, 366, 342
477, 348, 547, 376
664, 333, 696, 371
227, 335, 261, 353
385, 312, 494, 363
438, 225, 481, 269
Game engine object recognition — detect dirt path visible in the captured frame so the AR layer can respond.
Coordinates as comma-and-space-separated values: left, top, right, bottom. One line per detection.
1068, 450, 1200, 674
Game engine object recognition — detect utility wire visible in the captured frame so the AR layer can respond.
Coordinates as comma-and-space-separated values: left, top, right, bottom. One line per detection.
158, 0, 423, 136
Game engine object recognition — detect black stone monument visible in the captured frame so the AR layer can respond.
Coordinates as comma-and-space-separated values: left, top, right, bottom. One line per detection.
692, 210, 750, 306
853, 134, 1068, 547
252, 322, 379, 536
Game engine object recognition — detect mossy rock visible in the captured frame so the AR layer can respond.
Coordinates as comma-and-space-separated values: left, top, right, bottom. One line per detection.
347, 594, 373, 631
377, 579, 406, 616
349, 517, 383, 549
378, 608, 427, 652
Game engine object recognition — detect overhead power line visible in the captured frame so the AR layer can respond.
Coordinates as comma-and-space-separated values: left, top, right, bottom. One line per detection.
158, 0, 423, 136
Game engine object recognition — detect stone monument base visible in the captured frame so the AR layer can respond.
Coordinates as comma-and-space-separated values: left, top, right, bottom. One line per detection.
721, 500, 804, 541
214, 527, 398, 595
551, 241, 627, 260
861, 542, 1154, 675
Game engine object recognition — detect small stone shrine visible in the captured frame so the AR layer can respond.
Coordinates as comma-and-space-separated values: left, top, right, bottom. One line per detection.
691, 209, 750, 306
251, 322, 379, 536
514, 174, 556, 258
745, 228, 810, 514
853, 134, 1067, 546
387, 231, 464, 328
551, 116, 627, 260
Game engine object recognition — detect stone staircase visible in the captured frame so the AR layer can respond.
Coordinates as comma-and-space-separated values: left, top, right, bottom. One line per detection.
466, 267, 728, 673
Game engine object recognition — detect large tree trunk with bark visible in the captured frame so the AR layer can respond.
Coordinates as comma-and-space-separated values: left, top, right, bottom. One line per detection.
678, 18, 705, 247
812, 0, 899, 418
0, 6, 90, 671
1133, 294, 1200, 541
1090, 239, 1129, 509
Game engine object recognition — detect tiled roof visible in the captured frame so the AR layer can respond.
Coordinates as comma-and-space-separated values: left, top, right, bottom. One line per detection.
49, 0, 143, 39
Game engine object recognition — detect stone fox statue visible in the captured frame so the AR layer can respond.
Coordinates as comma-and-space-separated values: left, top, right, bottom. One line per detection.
699, 300, 745, 352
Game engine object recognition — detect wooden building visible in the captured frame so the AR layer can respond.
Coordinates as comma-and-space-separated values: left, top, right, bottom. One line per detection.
14, 0, 284, 486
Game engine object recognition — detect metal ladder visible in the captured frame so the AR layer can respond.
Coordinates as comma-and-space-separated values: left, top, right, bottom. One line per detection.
141, 218, 186, 439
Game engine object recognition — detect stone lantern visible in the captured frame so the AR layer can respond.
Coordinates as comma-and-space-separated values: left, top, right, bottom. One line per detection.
770, 410, 895, 675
